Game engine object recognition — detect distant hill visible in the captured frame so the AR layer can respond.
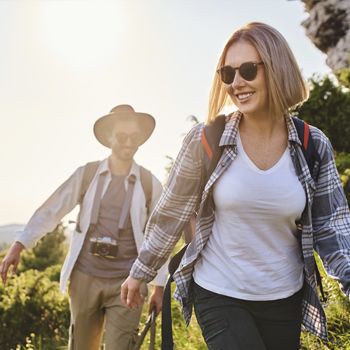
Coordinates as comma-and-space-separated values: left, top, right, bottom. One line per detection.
0, 224, 24, 244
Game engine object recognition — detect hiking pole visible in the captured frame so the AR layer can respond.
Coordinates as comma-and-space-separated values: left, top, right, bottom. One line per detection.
133, 308, 157, 350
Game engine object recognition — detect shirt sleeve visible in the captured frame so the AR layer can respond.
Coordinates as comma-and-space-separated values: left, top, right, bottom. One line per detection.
149, 174, 168, 286
312, 135, 350, 297
130, 124, 204, 283
15, 166, 85, 249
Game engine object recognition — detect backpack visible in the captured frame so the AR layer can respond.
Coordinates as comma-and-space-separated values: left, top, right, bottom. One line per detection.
161, 115, 323, 350
76, 161, 153, 232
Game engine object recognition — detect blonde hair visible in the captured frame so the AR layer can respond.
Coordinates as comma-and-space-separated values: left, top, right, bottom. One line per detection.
207, 22, 309, 123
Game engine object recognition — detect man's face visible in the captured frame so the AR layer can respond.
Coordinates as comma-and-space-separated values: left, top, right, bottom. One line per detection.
109, 119, 143, 161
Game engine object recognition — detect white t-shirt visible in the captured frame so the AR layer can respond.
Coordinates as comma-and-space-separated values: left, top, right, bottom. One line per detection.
193, 133, 306, 300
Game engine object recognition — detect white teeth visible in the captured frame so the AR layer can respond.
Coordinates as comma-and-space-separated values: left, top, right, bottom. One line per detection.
237, 92, 254, 100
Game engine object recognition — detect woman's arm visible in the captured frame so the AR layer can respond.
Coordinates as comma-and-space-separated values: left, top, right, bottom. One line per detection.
312, 133, 350, 297
121, 123, 204, 307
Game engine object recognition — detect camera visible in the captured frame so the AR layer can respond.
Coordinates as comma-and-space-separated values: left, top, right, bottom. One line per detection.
89, 237, 118, 259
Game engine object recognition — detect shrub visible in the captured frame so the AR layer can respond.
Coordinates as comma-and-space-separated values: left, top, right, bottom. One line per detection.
295, 75, 350, 153
19, 224, 67, 273
0, 267, 70, 349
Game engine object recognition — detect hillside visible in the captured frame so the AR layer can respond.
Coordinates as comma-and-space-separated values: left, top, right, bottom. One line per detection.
0, 224, 24, 244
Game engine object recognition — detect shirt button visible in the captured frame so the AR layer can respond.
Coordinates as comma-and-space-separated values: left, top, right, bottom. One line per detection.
221, 162, 226, 166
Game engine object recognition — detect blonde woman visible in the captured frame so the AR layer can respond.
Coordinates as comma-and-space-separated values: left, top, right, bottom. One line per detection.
121, 22, 350, 350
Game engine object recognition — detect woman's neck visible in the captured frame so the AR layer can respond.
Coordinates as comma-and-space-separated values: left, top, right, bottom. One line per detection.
239, 113, 286, 138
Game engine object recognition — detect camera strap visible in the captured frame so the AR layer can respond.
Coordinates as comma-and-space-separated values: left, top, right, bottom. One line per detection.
88, 173, 137, 239
118, 174, 136, 232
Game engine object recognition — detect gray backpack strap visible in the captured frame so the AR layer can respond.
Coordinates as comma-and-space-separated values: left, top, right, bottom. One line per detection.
79, 161, 101, 204
75, 161, 100, 233
140, 166, 153, 217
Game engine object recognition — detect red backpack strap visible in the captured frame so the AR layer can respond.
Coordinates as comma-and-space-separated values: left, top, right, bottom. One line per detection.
200, 115, 227, 184
201, 130, 213, 160
292, 117, 321, 181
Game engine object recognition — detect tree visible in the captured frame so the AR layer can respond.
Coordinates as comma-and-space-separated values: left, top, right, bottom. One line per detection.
294, 75, 350, 153
0, 268, 70, 349
19, 223, 68, 274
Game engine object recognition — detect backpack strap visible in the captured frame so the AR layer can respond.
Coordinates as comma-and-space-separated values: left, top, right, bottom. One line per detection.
79, 161, 101, 204
201, 115, 227, 182
75, 161, 100, 232
292, 117, 321, 181
161, 244, 189, 350
140, 166, 153, 217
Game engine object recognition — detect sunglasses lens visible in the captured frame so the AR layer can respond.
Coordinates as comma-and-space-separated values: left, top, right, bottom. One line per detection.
115, 133, 142, 145
116, 134, 128, 144
239, 62, 257, 81
219, 66, 235, 84
132, 134, 143, 145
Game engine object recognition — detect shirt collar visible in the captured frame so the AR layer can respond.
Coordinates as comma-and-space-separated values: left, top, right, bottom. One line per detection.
98, 158, 140, 179
219, 110, 242, 147
285, 114, 302, 146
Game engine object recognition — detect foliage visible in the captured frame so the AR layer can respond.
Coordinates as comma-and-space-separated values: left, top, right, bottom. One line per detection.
18, 224, 67, 273
336, 152, 350, 203
300, 256, 350, 350
335, 152, 350, 173
0, 242, 10, 253
0, 267, 70, 350
294, 75, 350, 153
337, 67, 350, 89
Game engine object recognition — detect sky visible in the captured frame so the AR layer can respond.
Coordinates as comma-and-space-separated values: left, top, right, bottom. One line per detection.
0, 0, 331, 226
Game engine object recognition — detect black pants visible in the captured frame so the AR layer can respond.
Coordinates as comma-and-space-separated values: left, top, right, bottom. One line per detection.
193, 282, 303, 350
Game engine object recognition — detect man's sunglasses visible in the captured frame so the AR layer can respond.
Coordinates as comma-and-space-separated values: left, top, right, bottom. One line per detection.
114, 132, 143, 145
217, 61, 264, 84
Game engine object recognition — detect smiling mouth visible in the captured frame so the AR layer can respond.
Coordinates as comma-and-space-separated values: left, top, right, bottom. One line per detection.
236, 92, 254, 101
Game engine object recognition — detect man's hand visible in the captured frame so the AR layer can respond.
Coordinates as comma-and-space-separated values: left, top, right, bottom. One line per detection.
121, 276, 144, 309
0, 241, 24, 284
149, 285, 164, 316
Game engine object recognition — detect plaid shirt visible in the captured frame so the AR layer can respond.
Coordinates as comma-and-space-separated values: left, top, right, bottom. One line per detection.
131, 111, 350, 340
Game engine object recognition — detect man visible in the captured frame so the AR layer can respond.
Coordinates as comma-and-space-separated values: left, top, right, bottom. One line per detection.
0, 105, 167, 350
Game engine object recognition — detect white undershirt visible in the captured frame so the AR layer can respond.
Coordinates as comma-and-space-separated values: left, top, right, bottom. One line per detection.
193, 132, 306, 300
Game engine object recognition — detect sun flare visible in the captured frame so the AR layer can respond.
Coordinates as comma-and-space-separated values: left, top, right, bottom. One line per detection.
37, 2, 126, 70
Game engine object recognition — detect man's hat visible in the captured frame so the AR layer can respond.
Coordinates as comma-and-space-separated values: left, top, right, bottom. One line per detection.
94, 104, 155, 148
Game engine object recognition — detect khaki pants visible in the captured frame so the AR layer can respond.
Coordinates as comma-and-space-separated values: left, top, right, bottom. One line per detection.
68, 270, 145, 350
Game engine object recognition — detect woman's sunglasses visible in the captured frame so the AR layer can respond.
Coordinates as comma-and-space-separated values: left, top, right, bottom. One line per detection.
217, 61, 264, 84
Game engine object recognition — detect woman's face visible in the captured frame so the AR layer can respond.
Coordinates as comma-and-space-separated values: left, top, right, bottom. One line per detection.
224, 40, 268, 118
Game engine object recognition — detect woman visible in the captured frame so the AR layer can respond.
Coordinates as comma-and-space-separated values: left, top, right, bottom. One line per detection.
121, 22, 350, 350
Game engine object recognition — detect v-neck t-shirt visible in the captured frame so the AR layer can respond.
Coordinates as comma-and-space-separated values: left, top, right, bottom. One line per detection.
193, 132, 306, 300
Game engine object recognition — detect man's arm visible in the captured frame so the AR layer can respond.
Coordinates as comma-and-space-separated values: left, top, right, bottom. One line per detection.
15, 166, 85, 249
1, 165, 85, 285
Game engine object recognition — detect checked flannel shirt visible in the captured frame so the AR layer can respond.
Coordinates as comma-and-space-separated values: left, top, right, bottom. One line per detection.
130, 111, 350, 340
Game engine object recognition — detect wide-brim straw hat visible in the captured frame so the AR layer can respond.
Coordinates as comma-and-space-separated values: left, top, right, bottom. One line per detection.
94, 104, 155, 148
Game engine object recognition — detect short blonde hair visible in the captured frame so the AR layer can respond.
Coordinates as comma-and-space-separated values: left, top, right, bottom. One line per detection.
207, 22, 309, 123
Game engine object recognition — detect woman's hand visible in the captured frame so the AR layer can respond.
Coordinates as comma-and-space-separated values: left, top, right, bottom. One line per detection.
121, 276, 144, 309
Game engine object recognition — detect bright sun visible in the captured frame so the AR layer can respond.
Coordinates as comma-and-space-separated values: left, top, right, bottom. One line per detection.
37, 1, 126, 70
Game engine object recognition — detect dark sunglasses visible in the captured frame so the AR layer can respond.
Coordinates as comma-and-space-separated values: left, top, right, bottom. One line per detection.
217, 61, 264, 84
114, 132, 143, 145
